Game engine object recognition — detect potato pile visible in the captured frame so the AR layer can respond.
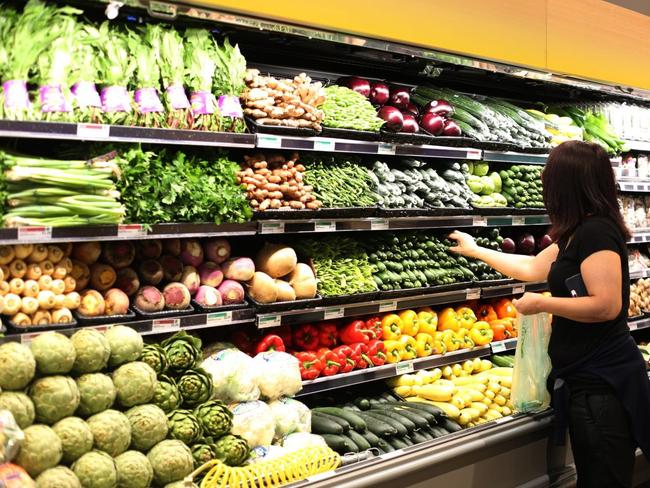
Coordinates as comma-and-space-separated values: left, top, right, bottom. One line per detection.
237, 153, 322, 211
242, 69, 326, 130
629, 278, 650, 317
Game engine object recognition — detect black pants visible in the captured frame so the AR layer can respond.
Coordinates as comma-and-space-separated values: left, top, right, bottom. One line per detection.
569, 389, 636, 488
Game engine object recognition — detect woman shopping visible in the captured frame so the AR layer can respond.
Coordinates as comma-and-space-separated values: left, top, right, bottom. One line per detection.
449, 140, 650, 488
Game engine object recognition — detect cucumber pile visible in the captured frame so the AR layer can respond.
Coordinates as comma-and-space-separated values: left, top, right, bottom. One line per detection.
500, 165, 544, 209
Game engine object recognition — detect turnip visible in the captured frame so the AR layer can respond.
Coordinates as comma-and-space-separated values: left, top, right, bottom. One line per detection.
90, 263, 117, 291
218, 279, 246, 304
163, 282, 191, 310
78, 290, 105, 316
137, 240, 163, 260
288, 263, 318, 299
163, 238, 181, 256
102, 241, 135, 269
198, 261, 224, 287
195, 285, 222, 308
221, 257, 255, 282
180, 239, 204, 267
135, 285, 165, 312
275, 280, 296, 302
180, 266, 201, 295
72, 242, 101, 264
255, 243, 297, 279
204, 238, 231, 264
115, 267, 140, 297
104, 288, 130, 315
139, 260, 164, 286
246, 272, 277, 304
159, 254, 184, 282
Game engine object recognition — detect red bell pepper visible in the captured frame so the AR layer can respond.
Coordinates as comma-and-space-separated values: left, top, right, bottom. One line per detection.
318, 322, 338, 348
338, 320, 375, 345
366, 339, 387, 366
349, 342, 373, 369
276, 325, 293, 348
294, 351, 323, 380
331, 345, 356, 374
230, 330, 256, 355
292, 323, 320, 351
254, 334, 285, 354
365, 316, 383, 340
316, 348, 341, 376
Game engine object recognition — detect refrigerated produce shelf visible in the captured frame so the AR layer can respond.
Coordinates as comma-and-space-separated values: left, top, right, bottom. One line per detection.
482, 150, 549, 165
624, 140, 650, 152
629, 317, 650, 331
629, 231, 650, 244
630, 269, 650, 280
618, 180, 650, 192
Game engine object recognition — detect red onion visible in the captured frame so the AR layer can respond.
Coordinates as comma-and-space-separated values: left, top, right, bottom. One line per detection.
400, 114, 419, 133
370, 82, 390, 106
420, 113, 445, 136
423, 99, 454, 117
442, 119, 462, 136
378, 106, 404, 132
389, 87, 410, 109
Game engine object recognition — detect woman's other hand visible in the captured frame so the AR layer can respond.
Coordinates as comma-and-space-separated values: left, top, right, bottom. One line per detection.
448, 231, 479, 258
513, 292, 546, 315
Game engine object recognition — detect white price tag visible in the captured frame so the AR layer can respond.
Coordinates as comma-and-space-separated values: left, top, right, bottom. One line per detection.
491, 341, 507, 353
378, 301, 397, 313
512, 284, 525, 294
17, 226, 52, 241
370, 218, 390, 231
152, 318, 180, 332
466, 149, 482, 160
324, 307, 344, 320
260, 222, 285, 234
637, 184, 646, 191
257, 134, 282, 148
473, 216, 487, 227
629, 322, 639, 331
377, 142, 395, 155
466, 289, 481, 300
206, 311, 233, 326
314, 220, 336, 232
494, 416, 511, 425
512, 216, 525, 226
395, 361, 414, 375
20, 332, 43, 345
258, 314, 281, 328
77, 123, 110, 139
117, 224, 147, 238
314, 139, 335, 152
90, 325, 109, 333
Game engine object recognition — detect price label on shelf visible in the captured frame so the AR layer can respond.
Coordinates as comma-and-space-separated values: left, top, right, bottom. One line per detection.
260, 222, 285, 234
491, 341, 507, 353
258, 314, 281, 329
77, 123, 110, 139
466, 289, 481, 300
314, 220, 336, 232
395, 361, 414, 375
90, 325, 109, 334
377, 143, 395, 155
629, 322, 639, 331
324, 307, 344, 320
257, 134, 282, 148
472, 216, 487, 227
117, 224, 147, 238
314, 139, 335, 152
370, 219, 390, 231
17, 226, 52, 241
152, 318, 180, 332
637, 184, 647, 191
20, 332, 43, 345
206, 311, 233, 327
466, 149, 482, 160
512, 216, 525, 226
512, 284, 525, 294
378, 301, 397, 313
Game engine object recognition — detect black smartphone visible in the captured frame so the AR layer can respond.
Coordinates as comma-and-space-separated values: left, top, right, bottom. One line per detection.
565, 273, 588, 297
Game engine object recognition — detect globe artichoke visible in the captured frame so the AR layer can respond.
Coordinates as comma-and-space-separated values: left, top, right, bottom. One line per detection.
29, 375, 80, 425
70, 328, 111, 374
126, 404, 168, 452
35, 466, 81, 488
30, 331, 76, 375
72, 450, 118, 488
161, 331, 202, 374
0, 342, 35, 390
191, 443, 217, 469
147, 439, 194, 486
194, 400, 233, 437
177, 368, 213, 407
113, 361, 157, 407
86, 409, 132, 457
152, 375, 183, 413
213, 434, 250, 467
15, 424, 63, 477
114, 450, 154, 488
75, 373, 116, 417
0, 391, 35, 428
53, 416, 94, 464
167, 409, 203, 445
106, 325, 143, 368
140, 343, 168, 375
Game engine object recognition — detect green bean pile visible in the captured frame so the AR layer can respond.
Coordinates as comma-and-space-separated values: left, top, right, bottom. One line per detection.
322, 85, 384, 131
303, 156, 377, 208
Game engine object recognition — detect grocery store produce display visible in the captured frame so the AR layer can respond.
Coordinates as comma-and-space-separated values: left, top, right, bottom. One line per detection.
629, 278, 650, 317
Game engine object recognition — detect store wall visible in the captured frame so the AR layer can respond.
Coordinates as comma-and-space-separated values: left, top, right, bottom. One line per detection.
197, 0, 650, 91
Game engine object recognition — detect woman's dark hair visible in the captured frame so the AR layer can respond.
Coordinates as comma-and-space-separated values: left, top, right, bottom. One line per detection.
542, 140, 630, 242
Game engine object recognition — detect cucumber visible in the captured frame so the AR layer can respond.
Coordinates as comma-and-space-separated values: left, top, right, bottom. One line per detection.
353, 397, 371, 410
438, 417, 462, 433
396, 402, 444, 418
369, 409, 416, 432
379, 407, 429, 429
376, 439, 395, 453
416, 429, 434, 441
342, 403, 362, 411
364, 412, 408, 437
491, 355, 512, 368
356, 413, 398, 438
311, 413, 344, 435
387, 437, 409, 450
320, 434, 359, 454
401, 436, 414, 446
347, 430, 372, 451
314, 407, 366, 432
312, 412, 349, 433
430, 426, 450, 438
360, 429, 380, 447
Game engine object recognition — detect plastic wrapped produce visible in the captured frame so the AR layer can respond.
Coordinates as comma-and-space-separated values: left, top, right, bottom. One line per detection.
0, 409, 24, 463
229, 401, 275, 448
268, 398, 311, 440
281, 433, 328, 453
201, 349, 260, 403
0, 463, 35, 487
246, 445, 288, 464
252, 352, 302, 400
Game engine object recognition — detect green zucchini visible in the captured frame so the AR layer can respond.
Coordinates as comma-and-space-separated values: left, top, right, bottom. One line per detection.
311, 413, 344, 435
314, 407, 366, 432
387, 437, 409, 450
364, 411, 408, 437
438, 418, 462, 433
320, 434, 358, 454
369, 409, 416, 432
356, 413, 397, 438
312, 412, 349, 433
430, 426, 450, 438
377, 406, 429, 429
360, 429, 380, 447
353, 397, 371, 410
346, 430, 372, 451
376, 439, 395, 453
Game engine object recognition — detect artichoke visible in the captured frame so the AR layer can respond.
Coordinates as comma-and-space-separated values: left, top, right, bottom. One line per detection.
76, 373, 117, 417
191, 443, 217, 469
113, 361, 157, 408
29, 375, 80, 425
213, 434, 250, 467
71, 328, 111, 374
0, 391, 35, 428
167, 409, 203, 445
114, 450, 154, 488
140, 343, 168, 375
177, 368, 213, 407
126, 404, 168, 452
87, 409, 132, 457
0, 342, 35, 390
36, 466, 81, 488
152, 375, 183, 413
147, 440, 194, 486
72, 450, 118, 488
106, 325, 143, 368
194, 400, 233, 437
161, 331, 202, 374
15, 424, 63, 477
30, 331, 76, 375
53, 416, 94, 465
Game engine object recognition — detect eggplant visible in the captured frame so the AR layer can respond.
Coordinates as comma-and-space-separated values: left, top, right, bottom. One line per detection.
370, 82, 390, 106
378, 106, 404, 132
420, 113, 445, 136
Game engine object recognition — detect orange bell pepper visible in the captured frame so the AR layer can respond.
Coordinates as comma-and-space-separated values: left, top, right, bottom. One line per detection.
494, 298, 517, 319
455, 306, 477, 329
488, 319, 508, 341
501, 317, 517, 338
416, 310, 437, 335
398, 310, 420, 336
437, 307, 460, 332
469, 321, 494, 346
381, 314, 402, 340
476, 304, 498, 323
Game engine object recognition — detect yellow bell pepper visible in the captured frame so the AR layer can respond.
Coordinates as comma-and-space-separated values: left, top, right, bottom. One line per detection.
431, 335, 447, 355
455, 329, 475, 349
455, 306, 477, 329
469, 321, 494, 346
416, 310, 438, 335
414, 333, 434, 358
416, 306, 434, 314
438, 307, 460, 332
381, 314, 402, 340
384, 340, 404, 363
440, 329, 462, 352
399, 335, 418, 360
398, 309, 420, 336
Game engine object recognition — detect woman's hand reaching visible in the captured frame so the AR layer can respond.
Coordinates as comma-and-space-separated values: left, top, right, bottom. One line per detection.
448, 231, 479, 258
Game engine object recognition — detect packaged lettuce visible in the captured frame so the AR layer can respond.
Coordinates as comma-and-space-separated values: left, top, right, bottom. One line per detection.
201, 348, 259, 403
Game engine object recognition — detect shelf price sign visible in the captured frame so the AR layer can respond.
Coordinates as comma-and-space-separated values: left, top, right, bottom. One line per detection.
491, 341, 507, 353
378, 301, 397, 313
314, 220, 336, 232
395, 361, 414, 375
207, 311, 233, 327
152, 318, 180, 332
77, 123, 110, 139
17, 226, 52, 241
258, 314, 281, 329
260, 222, 285, 234
117, 224, 147, 238
324, 307, 344, 320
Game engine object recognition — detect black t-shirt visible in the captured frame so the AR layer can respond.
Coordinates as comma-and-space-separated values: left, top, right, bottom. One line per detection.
547, 216, 630, 370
